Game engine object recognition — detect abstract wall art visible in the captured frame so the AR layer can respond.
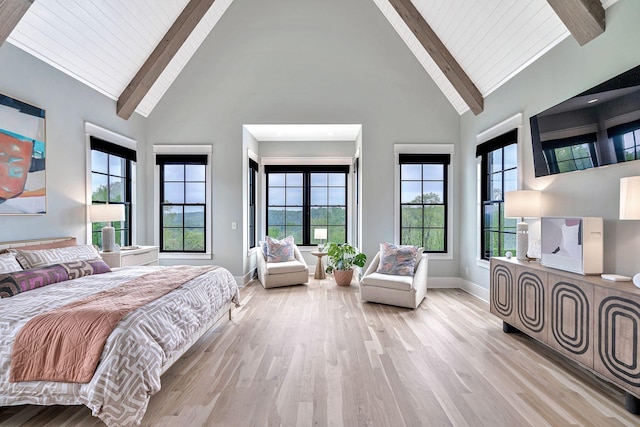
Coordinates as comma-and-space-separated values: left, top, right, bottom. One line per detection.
0, 94, 46, 215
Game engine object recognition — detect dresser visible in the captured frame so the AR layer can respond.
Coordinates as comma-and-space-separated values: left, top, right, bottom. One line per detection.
490, 257, 640, 414
100, 246, 159, 268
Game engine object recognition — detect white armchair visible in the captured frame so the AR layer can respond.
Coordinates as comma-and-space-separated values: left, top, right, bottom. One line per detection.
360, 252, 428, 309
257, 243, 309, 288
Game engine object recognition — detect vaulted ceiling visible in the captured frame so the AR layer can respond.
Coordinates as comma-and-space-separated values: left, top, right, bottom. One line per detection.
0, 0, 617, 119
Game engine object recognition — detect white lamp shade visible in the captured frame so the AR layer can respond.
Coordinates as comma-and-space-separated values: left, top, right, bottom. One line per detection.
90, 204, 125, 223
620, 176, 640, 220
504, 190, 542, 218
314, 228, 327, 240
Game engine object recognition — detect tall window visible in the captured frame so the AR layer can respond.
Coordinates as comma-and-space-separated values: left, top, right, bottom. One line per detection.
157, 155, 207, 253
478, 129, 518, 260
399, 154, 449, 252
90, 136, 135, 247
248, 159, 258, 249
265, 165, 348, 245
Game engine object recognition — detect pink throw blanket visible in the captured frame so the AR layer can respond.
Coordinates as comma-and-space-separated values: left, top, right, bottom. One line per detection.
10, 265, 218, 383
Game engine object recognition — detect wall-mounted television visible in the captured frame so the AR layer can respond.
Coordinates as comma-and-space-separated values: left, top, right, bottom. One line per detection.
530, 65, 640, 177
540, 217, 603, 275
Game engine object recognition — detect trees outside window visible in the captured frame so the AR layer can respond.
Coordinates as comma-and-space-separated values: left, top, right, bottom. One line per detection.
478, 130, 518, 260
90, 137, 134, 248
157, 155, 207, 253
266, 165, 348, 245
399, 154, 449, 252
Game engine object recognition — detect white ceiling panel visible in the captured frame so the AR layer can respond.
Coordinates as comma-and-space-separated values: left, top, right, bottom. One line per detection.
4, 0, 619, 118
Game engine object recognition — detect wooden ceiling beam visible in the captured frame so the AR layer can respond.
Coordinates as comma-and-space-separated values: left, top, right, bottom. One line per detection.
387, 0, 483, 115
0, 0, 33, 46
547, 0, 605, 46
117, 0, 216, 120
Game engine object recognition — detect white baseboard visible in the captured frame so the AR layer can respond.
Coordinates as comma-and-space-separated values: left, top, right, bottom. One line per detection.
429, 276, 489, 303
235, 268, 256, 288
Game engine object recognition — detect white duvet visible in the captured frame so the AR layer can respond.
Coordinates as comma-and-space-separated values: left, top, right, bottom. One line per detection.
0, 265, 239, 426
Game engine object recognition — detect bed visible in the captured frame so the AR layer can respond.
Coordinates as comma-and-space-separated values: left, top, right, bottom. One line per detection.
0, 237, 240, 427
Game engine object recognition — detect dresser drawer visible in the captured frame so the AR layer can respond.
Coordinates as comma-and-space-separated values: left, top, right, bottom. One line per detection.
121, 247, 159, 266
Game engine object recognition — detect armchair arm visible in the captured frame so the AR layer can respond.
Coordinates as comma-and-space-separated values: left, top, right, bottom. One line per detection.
362, 252, 381, 278
293, 245, 308, 268
412, 253, 428, 290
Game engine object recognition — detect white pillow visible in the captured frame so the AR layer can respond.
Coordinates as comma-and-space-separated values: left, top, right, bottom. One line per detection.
0, 253, 23, 273
11, 244, 101, 269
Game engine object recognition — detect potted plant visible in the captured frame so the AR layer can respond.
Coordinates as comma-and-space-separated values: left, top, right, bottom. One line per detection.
324, 242, 367, 286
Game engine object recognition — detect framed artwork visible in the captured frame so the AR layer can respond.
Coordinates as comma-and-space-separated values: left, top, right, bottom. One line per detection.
0, 94, 46, 214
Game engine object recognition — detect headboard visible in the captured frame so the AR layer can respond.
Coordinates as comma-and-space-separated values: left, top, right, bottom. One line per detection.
0, 237, 77, 252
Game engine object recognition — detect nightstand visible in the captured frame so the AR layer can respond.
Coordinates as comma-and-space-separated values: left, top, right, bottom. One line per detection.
100, 246, 159, 268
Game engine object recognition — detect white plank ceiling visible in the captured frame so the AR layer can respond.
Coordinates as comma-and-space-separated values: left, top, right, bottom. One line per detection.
5, 0, 619, 118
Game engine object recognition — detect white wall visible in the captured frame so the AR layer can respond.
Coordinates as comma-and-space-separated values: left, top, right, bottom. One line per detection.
0, 44, 147, 244
460, 0, 640, 289
144, 0, 460, 278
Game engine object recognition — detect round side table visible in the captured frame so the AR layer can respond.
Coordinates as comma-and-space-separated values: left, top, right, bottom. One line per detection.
310, 251, 327, 280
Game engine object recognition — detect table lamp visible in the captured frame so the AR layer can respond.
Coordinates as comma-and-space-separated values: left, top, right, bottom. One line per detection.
620, 176, 640, 287
504, 190, 542, 260
314, 228, 327, 251
90, 204, 125, 252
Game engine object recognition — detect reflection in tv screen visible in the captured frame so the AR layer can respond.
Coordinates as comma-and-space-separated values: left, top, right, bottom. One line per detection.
530, 64, 640, 177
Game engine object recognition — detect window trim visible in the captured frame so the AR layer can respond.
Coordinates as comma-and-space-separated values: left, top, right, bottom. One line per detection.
85, 122, 137, 246
475, 113, 523, 266
153, 145, 212, 260
394, 144, 454, 260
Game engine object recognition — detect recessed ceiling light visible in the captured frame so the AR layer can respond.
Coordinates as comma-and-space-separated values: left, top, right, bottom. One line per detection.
588, 98, 599, 104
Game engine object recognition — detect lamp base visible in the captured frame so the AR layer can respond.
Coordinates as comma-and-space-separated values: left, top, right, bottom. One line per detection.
516, 222, 528, 260
102, 225, 116, 252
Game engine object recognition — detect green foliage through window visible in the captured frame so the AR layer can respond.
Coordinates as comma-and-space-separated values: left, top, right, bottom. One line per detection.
266, 166, 348, 245
399, 154, 449, 253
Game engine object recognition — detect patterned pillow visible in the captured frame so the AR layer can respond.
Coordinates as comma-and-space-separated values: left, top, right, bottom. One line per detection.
266, 236, 295, 263
0, 259, 111, 298
0, 253, 23, 273
10, 244, 101, 269
376, 243, 419, 276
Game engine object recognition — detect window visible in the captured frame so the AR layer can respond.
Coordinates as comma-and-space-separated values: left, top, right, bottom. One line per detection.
156, 155, 207, 253
265, 165, 348, 245
399, 154, 449, 252
477, 129, 518, 260
248, 159, 258, 249
90, 136, 135, 248
609, 119, 640, 162
541, 134, 598, 174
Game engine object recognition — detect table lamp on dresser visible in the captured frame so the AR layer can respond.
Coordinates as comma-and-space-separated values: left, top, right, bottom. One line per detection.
504, 190, 542, 260
90, 204, 125, 252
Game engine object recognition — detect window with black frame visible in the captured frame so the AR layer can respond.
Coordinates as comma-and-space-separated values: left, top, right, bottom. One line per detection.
399, 153, 449, 253
265, 165, 348, 245
477, 129, 518, 260
90, 136, 135, 248
609, 119, 640, 162
248, 159, 258, 249
157, 155, 207, 253
542, 134, 598, 174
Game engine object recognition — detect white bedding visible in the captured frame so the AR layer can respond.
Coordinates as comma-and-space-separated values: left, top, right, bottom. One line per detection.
0, 265, 239, 426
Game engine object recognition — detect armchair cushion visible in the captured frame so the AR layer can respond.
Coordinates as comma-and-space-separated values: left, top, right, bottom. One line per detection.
359, 272, 413, 291
376, 243, 420, 276
265, 259, 307, 274
265, 236, 295, 263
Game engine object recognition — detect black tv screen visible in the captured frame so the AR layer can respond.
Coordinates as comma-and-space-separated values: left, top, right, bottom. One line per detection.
530, 64, 640, 177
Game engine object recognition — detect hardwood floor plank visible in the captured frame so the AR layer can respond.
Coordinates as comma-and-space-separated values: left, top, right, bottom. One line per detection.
2, 282, 640, 426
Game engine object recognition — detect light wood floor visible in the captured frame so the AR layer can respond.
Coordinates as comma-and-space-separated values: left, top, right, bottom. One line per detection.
1, 278, 639, 426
